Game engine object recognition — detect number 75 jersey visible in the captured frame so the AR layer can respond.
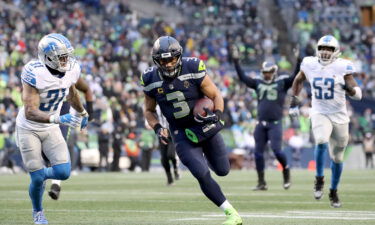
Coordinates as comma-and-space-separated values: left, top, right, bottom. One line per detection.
16, 59, 80, 130
301, 56, 355, 123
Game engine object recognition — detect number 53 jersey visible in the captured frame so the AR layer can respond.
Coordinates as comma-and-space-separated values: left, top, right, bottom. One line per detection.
16, 60, 80, 130
301, 56, 355, 124
141, 57, 206, 130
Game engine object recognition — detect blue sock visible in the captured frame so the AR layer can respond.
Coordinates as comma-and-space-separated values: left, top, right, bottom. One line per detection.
29, 169, 46, 211
330, 160, 343, 190
315, 143, 328, 177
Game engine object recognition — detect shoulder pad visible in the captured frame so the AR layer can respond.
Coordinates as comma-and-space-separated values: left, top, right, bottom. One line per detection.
182, 57, 206, 73
141, 67, 157, 86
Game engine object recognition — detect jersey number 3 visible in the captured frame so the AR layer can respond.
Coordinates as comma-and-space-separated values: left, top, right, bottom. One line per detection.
312, 77, 334, 100
39, 88, 67, 111
166, 91, 190, 119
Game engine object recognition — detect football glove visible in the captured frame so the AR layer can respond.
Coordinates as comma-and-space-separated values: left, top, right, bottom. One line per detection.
229, 44, 240, 61
79, 109, 89, 130
153, 123, 170, 144
289, 96, 300, 117
194, 108, 222, 124
50, 113, 81, 128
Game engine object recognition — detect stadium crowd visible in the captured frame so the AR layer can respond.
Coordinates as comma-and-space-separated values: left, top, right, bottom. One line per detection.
0, 0, 374, 172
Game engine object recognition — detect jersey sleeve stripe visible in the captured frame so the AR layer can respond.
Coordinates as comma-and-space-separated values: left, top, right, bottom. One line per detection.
21, 70, 37, 87
143, 81, 163, 92
177, 72, 205, 81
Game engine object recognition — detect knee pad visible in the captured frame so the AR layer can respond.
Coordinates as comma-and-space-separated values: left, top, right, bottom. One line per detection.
53, 163, 71, 180
331, 146, 345, 163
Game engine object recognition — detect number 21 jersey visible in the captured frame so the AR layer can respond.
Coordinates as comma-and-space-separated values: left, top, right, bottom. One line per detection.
16, 60, 80, 130
301, 56, 355, 123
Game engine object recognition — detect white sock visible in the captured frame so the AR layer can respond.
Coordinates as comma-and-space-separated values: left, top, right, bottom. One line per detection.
51, 180, 61, 186
219, 200, 233, 211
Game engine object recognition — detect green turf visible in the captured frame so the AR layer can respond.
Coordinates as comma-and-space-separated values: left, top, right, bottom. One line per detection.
1, 169, 375, 225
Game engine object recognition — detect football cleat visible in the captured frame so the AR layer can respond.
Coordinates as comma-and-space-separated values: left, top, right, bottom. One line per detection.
223, 207, 243, 225
314, 176, 324, 200
48, 183, 61, 200
283, 168, 291, 190
329, 189, 342, 208
33, 210, 48, 224
252, 182, 268, 191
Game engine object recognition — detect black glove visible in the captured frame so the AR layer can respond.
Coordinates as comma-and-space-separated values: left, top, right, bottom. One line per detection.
86, 101, 94, 121
194, 109, 222, 124
153, 123, 169, 144
290, 96, 301, 108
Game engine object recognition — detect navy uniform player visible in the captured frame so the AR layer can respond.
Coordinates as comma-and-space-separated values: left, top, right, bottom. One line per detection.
290, 35, 362, 207
48, 77, 94, 200
16, 33, 89, 224
142, 36, 242, 225
229, 44, 300, 191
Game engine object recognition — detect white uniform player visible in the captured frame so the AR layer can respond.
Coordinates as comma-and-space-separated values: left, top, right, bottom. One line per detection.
16, 33, 89, 225
289, 35, 362, 208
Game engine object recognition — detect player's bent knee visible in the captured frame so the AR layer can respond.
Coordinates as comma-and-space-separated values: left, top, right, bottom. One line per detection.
26, 160, 44, 173
53, 163, 71, 180
315, 137, 329, 145
332, 147, 345, 163
215, 167, 229, 177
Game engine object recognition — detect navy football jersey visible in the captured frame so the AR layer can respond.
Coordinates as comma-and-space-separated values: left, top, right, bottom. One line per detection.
234, 61, 296, 121
141, 57, 207, 129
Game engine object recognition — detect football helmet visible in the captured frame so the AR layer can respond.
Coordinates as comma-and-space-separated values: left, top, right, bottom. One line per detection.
261, 61, 278, 82
38, 33, 75, 72
152, 36, 183, 78
316, 35, 340, 66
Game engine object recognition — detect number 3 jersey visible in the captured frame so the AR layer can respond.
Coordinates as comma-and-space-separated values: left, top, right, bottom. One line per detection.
16, 60, 80, 130
141, 57, 206, 130
301, 56, 355, 124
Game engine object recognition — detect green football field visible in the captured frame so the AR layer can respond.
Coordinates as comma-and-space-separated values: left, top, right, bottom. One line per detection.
1, 169, 375, 225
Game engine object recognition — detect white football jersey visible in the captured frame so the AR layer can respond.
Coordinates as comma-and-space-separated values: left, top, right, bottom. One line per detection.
16, 59, 80, 130
301, 56, 355, 124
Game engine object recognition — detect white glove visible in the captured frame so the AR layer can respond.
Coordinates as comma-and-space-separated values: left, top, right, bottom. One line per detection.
289, 107, 300, 117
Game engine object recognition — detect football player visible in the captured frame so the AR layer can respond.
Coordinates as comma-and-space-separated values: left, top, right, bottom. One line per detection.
229, 44, 300, 191
48, 77, 94, 200
289, 35, 362, 208
15, 33, 89, 224
142, 36, 242, 225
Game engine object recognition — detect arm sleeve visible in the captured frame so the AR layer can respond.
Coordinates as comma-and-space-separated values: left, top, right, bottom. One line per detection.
234, 60, 257, 89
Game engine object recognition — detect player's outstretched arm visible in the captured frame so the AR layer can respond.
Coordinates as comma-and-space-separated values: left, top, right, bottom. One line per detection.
229, 44, 257, 89
291, 70, 306, 97
75, 77, 94, 120
22, 83, 51, 123
343, 73, 362, 100
144, 94, 169, 144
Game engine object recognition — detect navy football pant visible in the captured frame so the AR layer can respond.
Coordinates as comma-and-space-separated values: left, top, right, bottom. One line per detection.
174, 133, 230, 206
254, 121, 288, 172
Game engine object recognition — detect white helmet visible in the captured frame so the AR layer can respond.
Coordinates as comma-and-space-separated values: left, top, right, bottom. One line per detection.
261, 61, 278, 81
316, 35, 340, 65
38, 33, 75, 72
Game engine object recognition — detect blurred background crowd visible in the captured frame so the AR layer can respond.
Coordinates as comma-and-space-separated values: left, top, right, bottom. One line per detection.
0, 0, 374, 173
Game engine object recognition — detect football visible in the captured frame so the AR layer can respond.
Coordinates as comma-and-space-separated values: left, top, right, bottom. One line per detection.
193, 97, 214, 117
